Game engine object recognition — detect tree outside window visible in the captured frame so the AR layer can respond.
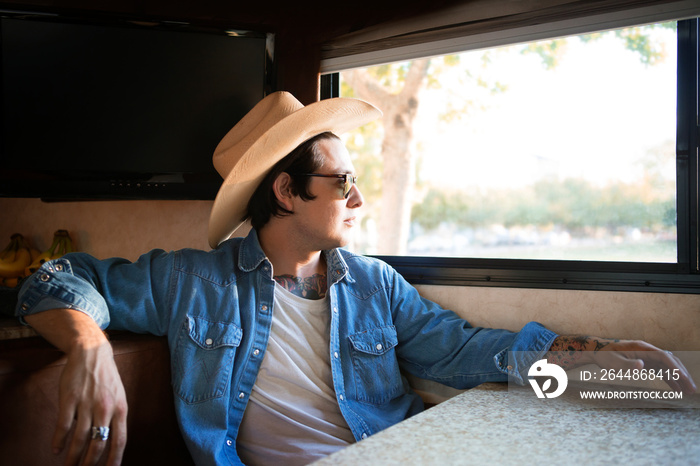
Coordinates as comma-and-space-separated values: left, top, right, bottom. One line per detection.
340, 22, 677, 262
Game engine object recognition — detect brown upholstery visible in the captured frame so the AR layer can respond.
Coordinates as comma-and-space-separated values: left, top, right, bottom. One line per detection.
0, 333, 193, 465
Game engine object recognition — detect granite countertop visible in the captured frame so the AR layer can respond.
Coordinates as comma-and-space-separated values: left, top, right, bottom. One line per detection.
314, 382, 700, 465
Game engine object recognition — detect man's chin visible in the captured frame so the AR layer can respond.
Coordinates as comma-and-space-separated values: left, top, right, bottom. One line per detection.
324, 234, 351, 251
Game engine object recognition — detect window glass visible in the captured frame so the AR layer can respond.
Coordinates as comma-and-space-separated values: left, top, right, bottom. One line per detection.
339, 22, 677, 262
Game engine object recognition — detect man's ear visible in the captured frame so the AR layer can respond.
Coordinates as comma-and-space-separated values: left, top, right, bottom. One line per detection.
272, 172, 295, 211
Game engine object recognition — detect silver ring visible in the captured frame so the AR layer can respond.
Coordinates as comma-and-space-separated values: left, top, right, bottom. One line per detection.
91, 426, 110, 441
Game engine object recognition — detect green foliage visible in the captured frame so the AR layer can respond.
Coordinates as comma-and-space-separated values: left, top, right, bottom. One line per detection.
613, 28, 663, 66
340, 79, 356, 98
520, 39, 568, 69
523, 21, 676, 68
354, 61, 415, 92
426, 55, 460, 89
411, 178, 675, 235
343, 121, 384, 205
411, 189, 472, 228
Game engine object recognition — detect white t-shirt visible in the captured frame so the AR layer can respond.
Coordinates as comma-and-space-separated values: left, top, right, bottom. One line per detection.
236, 284, 355, 465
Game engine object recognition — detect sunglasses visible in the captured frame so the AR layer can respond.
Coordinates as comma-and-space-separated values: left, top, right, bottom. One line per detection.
295, 173, 358, 199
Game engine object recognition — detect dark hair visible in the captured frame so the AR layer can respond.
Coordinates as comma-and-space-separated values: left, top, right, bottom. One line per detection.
245, 132, 340, 230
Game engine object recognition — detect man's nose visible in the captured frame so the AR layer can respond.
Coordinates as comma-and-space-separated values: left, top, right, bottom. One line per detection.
347, 184, 364, 208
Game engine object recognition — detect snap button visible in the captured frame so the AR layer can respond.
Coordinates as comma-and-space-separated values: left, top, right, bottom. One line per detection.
333, 352, 339, 359
253, 349, 260, 356
40, 273, 50, 282
261, 305, 268, 312
238, 392, 245, 400
507, 365, 513, 371
21, 303, 28, 311
376, 343, 383, 351
333, 307, 338, 314
339, 394, 344, 401
226, 439, 232, 446
361, 433, 368, 439
55, 264, 63, 271
205, 338, 213, 346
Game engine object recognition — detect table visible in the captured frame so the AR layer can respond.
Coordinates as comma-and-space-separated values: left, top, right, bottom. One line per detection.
313, 382, 700, 465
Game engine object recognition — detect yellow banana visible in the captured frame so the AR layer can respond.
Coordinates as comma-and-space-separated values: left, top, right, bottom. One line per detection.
25, 230, 75, 276
54, 231, 74, 259
0, 234, 21, 263
25, 235, 60, 276
1, 277, 19, 288
0, 237, 32, 278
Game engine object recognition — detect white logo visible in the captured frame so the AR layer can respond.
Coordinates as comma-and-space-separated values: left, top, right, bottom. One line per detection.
528, 359, 568, 398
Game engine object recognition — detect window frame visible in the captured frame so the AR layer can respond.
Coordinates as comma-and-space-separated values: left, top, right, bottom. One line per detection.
321, 18, 700, 294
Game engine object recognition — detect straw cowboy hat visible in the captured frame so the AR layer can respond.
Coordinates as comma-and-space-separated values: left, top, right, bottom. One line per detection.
208, 91, 382, 248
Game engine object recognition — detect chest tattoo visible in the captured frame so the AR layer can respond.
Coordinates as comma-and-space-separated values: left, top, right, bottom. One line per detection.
274, 273, 328, 299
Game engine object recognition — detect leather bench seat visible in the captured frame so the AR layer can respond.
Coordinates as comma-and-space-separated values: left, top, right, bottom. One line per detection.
0, 332, 193, 465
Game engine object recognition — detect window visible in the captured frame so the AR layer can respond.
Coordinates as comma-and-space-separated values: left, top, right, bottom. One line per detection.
322, 18, 700, 293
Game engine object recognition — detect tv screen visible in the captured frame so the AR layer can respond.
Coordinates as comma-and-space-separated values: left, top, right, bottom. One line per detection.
0, 12, 272, 199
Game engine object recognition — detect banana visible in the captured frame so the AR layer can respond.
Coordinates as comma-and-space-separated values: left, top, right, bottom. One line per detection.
25, 230, 75, 276
0, 234, 20, 263
31, 235, 60, 265
0, 234, 32, 278
1, 277, 19, 288
56, 230, 74, 257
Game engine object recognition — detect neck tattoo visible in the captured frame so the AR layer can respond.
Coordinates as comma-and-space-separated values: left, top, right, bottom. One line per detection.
274, 273, 328, 300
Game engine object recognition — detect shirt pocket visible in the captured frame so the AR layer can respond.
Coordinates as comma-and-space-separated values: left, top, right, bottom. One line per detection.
173, 315, 243, 404
348, 325, 403, 405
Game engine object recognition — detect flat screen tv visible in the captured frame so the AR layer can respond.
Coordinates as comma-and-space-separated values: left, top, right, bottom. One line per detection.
0, 11, 273, 200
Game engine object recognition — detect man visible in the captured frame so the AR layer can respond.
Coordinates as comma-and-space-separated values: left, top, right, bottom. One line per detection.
16, 92, 696, 466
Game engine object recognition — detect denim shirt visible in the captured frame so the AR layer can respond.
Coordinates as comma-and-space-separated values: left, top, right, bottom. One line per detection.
16, 229, 557, 465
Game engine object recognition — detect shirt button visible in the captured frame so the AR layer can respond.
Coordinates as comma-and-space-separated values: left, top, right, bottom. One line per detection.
361, 433, 368, 439
376, 344, 383, 351
333, 307, 338, 314
339, 394, 344, 401
253, 349, 260, 356
226, 440, 232, 446
238, 392, 245, 400
333, 352, 339, 359
205, 338, 213, 346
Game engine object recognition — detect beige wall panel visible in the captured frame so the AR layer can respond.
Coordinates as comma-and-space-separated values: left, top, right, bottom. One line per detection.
1, 198, 213, 260
416, 284, 700, 351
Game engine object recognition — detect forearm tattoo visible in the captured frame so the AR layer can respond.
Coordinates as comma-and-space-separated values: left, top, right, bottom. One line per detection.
547, 335, 619, 370
274, 273, 328, 300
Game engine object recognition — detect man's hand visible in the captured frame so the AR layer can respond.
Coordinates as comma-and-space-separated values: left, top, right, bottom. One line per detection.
548, 335, 697, 394
25, 309, 128, 465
